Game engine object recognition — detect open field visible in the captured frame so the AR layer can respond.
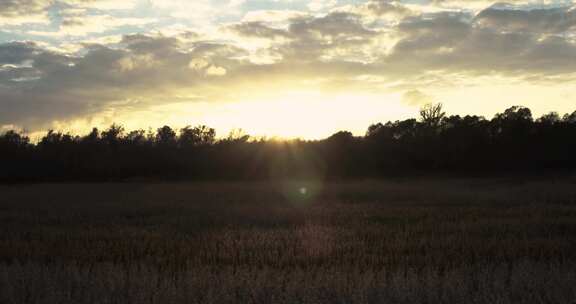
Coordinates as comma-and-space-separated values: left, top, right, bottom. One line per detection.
1, 178, 576, 303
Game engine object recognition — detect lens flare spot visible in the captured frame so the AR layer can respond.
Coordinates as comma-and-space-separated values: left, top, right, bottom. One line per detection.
299, 187, 308, 195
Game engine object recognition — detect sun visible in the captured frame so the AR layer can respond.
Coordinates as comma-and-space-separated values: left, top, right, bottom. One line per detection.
204, 90, 413, 139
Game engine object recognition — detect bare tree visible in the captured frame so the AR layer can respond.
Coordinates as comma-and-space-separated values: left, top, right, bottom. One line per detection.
419, 103, 445, 129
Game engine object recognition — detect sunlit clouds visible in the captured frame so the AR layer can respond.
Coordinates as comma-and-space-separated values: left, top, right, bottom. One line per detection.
1, 0, 576, 138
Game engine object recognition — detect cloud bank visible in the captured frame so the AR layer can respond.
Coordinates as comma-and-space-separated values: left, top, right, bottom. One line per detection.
1, 0, 576, 135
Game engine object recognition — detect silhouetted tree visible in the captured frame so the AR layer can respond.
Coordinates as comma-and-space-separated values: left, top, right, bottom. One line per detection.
3, 104, 576, 182
419, 103, 445, 130
84, 128, 100, 143
179, 125, 216, 147
492, 106, 533, 139
538, 112, 561, 125
125, 129, 147, 145
0, 130, 29, 149
156, 126, 177, 147
223, 129, 250, 144
102, 124, 124, 149
0, 130, 32, 181
563, 111, 576, 123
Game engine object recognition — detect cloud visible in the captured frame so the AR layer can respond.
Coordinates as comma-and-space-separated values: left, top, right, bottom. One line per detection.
205, 65, 227, 76
61, 0, 138, 10
385, 9, 576, 76
349, 0, 414, 20
402, 90, 434, 106
241, 10, 307, 23
0, 0, 51, 25
230, 22, 291, 40
429, 0, 534, 11
150, 0, 244, 21
0, 0, 138, 22
231, 11, 380, 62
474, 5, 576, 33
0, 33, 251, 129
0, 0, 50, 16
42, 9, 157, 37
307, 0, 338, 12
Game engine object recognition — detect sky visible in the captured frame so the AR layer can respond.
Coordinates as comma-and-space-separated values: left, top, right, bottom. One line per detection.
1, 0, 576, 139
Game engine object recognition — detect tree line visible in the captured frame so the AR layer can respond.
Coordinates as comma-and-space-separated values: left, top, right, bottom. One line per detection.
2, 104, 576, 182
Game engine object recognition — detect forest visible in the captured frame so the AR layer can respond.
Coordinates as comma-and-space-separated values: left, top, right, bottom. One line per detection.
2, 104, 576, 182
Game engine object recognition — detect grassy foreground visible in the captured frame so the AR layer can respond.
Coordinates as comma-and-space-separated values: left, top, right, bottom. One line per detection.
1, 179, 576, 303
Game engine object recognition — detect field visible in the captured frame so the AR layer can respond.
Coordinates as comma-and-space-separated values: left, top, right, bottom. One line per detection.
1, 178, 576, 304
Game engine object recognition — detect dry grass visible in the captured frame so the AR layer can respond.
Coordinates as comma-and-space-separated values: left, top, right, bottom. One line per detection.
1, 178, 576, 303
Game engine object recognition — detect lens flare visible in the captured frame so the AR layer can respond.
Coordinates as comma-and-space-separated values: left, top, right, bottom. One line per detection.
280, 180, 323, 205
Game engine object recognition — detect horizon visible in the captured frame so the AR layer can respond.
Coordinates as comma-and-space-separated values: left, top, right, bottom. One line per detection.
5, 103, 576, 143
